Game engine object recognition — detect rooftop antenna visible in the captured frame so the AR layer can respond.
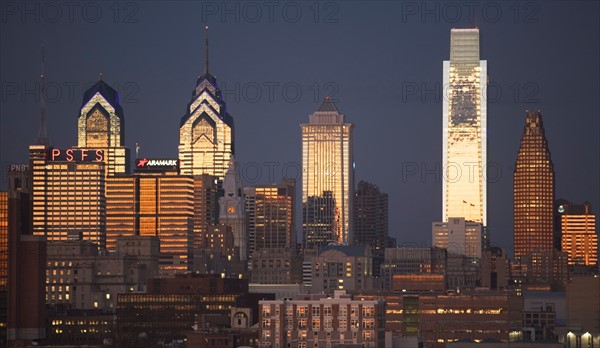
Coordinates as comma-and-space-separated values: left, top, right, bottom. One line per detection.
204, 24, 209, 74
37, 45, 49, 145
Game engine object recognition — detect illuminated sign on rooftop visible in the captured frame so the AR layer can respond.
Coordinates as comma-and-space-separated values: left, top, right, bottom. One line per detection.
135, 158, 179, 172
49, 148, 104, 162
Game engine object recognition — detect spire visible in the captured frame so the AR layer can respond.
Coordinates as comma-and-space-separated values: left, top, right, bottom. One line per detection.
204, 24, 209, 75
37, 45, 49, 145
316, 96, 339, 113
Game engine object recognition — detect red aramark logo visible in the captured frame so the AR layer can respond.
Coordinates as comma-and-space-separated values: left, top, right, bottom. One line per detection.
137, 158, 149, 167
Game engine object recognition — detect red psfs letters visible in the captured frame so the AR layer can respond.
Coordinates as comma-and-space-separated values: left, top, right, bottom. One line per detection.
50, 149, 104, 162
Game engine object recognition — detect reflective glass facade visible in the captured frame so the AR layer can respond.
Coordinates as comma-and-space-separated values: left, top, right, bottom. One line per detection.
252, 180, 295, 251
76, 80, 129, 176
513, 111, 555, 258
442, 28, 487, 226
558, 201, 597, 266
301, 97, 353, 248
31, 145, 106, 248
105, 173, 194, 273
178, 73, 234, 182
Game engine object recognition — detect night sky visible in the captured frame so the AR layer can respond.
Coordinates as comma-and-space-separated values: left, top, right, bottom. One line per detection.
1, 1, 598, 255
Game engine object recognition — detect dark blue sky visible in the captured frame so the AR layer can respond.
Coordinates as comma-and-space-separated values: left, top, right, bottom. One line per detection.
1, 1, 598, 254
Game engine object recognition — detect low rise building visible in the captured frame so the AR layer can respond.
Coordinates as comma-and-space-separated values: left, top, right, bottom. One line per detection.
258, 290, 386, 347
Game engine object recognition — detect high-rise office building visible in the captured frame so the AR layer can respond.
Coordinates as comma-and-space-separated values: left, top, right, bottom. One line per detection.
244, 187, 257, 255
513, 111, 555, 259
354, 180, 392, 249
442, 28, 487, 226
31, 79, 129, 249
556, 200, 597, 267
301, 96, 354, 248
105, 175, 136, 251
219, 158, 247, 261
7, 165, 46, 346
192, 174, 219, 249
0, 190, 7, 345
178, 26, 234, 182
30, 145, 106, 248
432, 217, 483, 258
106, 161, 194, 273
75, 77, 130, 176
248, 179, 296, 252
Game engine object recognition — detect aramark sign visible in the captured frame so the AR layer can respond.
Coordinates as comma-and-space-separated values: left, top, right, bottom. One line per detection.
135, 158, 179, 172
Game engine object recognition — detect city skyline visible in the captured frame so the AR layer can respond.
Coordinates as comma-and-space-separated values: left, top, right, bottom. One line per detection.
1, 2, 598, 254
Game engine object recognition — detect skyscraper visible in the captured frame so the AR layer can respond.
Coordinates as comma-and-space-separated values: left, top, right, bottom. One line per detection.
354, 180, 392, 250
192, 174, 219, 249
513, 111, 555, 259
442, 28, 487, 226
105, 161, 194, 273
301, 97, 354, 248
178, 26, 234, 182
247, 179, 296, 253
0, 190, 7, 345
76, 76, 130, 176
556, 200, 597, 267
7, 165, 46, 346
30, 145, 106, 248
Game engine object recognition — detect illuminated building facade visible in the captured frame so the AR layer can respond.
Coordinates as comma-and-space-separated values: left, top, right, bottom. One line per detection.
47, 310, 114, 346
193, 174, 219, 249
513, 111, 555, 259
0, 191, 7, 345
258, 290, 386, 348
301, 96, 354, 247
76, 78, 129, 176
105, 176, 136, 252
178, 27, 234, 182
137, 174, 193, 274
442, 28, 487, 226
105, 160, 194, 273
248, 179, 296, 253
432, 217, 483, 258
30, 145, 106, 248
556, 200, 598, 267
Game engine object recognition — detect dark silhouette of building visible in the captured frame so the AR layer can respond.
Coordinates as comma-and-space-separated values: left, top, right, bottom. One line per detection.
116, 273, 272, 347
7, 165, 47, 347
303, 191, 337, 249
354, 181, 394, 276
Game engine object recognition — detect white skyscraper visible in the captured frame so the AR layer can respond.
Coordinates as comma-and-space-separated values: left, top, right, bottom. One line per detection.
442, 28, 487, 226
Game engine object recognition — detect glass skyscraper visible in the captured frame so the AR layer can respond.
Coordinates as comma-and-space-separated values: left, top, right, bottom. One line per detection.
442, 28, 487, 226
76, 78, 130, 176
301, 97, 354, 248
178, 27, 234, 183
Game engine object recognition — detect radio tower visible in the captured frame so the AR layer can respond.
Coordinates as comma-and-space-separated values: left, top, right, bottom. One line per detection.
37, 45, 49, 145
